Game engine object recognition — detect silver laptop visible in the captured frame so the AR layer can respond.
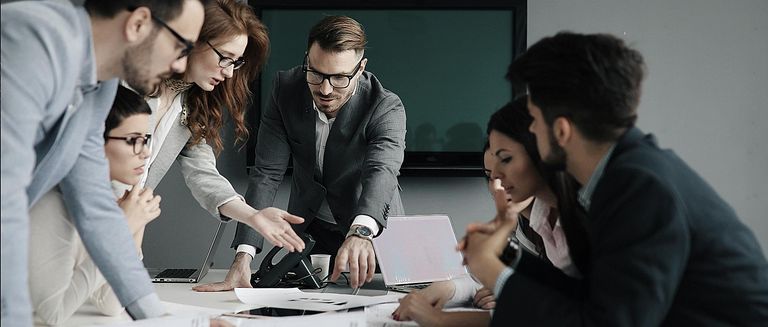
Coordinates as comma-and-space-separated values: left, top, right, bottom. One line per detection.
373, 215, 469, 292
147, 222, 226, 283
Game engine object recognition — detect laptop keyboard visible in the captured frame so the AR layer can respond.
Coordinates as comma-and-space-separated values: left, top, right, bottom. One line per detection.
155, 268, 196, 278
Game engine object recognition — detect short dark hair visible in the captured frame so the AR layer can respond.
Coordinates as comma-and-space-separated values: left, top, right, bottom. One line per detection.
105, 85, 152, 140
307, 15, 367, 55
84, 0, 209, 22
507, 32, 646, 142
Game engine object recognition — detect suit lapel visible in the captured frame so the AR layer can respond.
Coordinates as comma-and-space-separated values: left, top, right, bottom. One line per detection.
324, 88, 365, 182
296, 91, 321, 181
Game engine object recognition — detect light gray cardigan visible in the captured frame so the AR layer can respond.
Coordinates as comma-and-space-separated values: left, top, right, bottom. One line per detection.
145, 97, 243, 220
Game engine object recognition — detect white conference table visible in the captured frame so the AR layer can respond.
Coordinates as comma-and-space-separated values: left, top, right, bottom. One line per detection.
57, 269, 402, 327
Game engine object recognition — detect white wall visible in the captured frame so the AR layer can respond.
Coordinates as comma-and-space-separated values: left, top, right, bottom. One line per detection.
143, 0, 768, 269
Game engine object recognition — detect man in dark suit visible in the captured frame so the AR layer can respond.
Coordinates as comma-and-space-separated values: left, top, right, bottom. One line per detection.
461, 32, 768, 326
195, 16, 406, 292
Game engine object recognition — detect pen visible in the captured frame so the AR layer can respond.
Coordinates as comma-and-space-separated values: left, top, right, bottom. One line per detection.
352, 287, 360, 295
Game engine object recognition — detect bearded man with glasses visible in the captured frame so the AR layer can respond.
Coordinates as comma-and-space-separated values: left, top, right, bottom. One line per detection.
196, 15, 407, 293
1, 0, 206, 325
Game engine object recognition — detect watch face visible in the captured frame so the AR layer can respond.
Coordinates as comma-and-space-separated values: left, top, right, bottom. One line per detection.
356, 226, 372, 237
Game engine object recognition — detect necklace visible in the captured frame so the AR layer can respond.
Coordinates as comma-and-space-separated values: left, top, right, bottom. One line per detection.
164, 79, 193, 93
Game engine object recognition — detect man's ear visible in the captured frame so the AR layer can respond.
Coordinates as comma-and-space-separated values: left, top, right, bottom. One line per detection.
553, 116, 573, 147
358, 58, 368, 75
124, 7, 153, 43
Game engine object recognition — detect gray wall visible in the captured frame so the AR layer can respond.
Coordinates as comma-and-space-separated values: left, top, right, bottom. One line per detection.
142, 0, 768, 270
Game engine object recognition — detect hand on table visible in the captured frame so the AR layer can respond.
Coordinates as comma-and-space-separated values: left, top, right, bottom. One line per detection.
414, 280, 456, 309
330, 235, 375, 289
392, 292, 445, 327
193, 252, 252, 292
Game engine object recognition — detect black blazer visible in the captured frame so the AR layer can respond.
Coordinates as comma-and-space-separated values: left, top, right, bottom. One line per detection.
492, 128, 768, 326
233, 67, 406, 250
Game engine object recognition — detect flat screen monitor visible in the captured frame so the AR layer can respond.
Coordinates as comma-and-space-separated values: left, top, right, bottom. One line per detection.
246, 0, 527, 176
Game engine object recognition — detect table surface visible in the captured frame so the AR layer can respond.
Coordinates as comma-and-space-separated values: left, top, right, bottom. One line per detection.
55, 269, 398, 326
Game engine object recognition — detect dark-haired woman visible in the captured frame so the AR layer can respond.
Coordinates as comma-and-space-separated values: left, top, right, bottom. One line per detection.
393, 98, 583, 327
28, 86, 160, 324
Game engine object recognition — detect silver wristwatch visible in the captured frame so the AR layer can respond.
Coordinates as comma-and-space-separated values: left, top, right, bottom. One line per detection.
346, 225, 373, 241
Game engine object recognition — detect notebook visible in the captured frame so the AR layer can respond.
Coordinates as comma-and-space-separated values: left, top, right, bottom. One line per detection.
372, 215, 469, 292
146, 222, 226, 283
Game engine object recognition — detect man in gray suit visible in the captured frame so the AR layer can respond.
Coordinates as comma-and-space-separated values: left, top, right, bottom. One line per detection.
1, 0, 205, 324
196, 16, 406, 292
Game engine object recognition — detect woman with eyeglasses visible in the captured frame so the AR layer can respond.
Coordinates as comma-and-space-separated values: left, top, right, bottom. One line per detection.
27, 85, 161, 324
142, 0, 306, 269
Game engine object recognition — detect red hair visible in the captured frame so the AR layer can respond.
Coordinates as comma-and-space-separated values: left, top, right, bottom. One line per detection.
184, 0, 269, 154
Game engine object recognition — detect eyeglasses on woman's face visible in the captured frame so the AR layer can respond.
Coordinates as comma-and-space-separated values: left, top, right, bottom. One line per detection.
106, 134, 152, 155
207, 41, 246, 70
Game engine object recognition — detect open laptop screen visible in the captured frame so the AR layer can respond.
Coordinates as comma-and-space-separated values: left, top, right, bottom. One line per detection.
373, 215, 468, 286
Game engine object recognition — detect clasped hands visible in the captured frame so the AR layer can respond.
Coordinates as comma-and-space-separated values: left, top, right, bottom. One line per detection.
458, 179, 531, 289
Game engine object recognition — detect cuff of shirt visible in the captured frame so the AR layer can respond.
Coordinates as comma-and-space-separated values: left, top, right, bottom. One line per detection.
236, 244, 257, 259
216, 195, 245, 222
351, 215, 380, 236
493, 267, 515, 300
125, 292, 165, 320
446, 275, 477, 307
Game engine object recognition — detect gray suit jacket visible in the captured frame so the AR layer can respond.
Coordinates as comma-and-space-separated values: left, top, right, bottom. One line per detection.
1, 1, 158, 322
233, 66, 406, 251
144, 97, 243, 220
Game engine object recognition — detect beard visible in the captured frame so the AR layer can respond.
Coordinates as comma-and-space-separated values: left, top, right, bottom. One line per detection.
541, 127, 567, 171
313, 82, 356, 116
122, 33, 161, 96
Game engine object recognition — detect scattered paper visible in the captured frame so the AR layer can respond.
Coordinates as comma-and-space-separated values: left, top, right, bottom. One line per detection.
233, 288, 302, 307
163, 301, 231, 317
220, 311, 366, 327
92, 315, 209, 327
234, 288, 400, 311
366, 303, 418, 327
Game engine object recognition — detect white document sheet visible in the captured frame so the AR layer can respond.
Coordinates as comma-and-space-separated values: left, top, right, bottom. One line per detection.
163, 301, 231, 317
233, 288, 302, 307
94, 315, 209, 327
366, 303, 419, 327
234, 288, 400, 311
219, 311, 366, 327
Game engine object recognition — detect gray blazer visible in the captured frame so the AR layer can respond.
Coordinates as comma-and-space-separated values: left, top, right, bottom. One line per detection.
144, 98, 243, 220
233, 66, 406, 250
1, 1, 158, 322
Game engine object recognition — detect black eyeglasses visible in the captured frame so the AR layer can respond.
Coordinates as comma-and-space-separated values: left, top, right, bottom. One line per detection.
302, 52, 364, 89
127, 7, 195, 59
106, 134, 152, 155
207, 41, 246, 70
151, 16, 195, 59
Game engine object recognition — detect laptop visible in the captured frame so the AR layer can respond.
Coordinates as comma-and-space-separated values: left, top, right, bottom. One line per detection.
146, 222, 226, 283
372, 215, 469, 292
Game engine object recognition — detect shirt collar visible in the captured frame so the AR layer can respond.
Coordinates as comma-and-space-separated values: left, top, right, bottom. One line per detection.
577, 144, 616, 210
528, 197, 552, 230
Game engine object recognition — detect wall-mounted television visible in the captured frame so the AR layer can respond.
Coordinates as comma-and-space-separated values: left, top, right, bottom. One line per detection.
246, 0, 527, 176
